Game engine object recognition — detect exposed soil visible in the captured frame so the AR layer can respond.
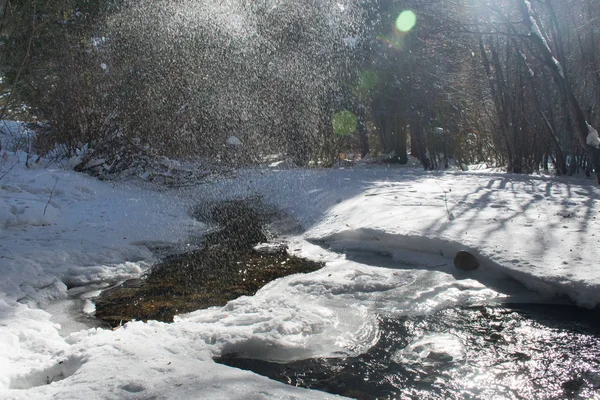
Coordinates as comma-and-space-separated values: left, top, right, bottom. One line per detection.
94, 199, 323, 327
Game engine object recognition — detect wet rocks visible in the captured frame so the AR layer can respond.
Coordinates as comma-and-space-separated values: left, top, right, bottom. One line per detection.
94, 198, 323, 327
453, 251, 479, 271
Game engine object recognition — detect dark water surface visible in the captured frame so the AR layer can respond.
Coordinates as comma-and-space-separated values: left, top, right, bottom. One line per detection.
93, 199, 323, 326
218, 304, 600, 399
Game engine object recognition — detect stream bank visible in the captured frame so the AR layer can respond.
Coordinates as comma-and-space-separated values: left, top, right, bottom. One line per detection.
94, 198, 323, 326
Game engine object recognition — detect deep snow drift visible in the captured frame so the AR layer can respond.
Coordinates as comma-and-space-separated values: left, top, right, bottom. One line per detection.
1, 144, 600, 399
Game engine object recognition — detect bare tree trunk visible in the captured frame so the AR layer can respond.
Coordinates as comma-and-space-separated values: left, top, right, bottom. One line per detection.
410, 122, 430, 169
395, 114, 408, 164
376, 116, 389, 154
357, 105, 369, 158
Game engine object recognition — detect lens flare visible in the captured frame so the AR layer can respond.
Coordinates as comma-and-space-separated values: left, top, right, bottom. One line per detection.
332, 110, 358, 136
396, 10, 416, 33
359, 70, 379, 91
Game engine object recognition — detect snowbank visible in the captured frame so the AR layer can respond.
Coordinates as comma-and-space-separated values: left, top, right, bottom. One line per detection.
220, 168, 600, 307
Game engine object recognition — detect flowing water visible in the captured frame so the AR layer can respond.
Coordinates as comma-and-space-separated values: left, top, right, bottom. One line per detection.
218, 304, 600, 399
93, 199, 323, 326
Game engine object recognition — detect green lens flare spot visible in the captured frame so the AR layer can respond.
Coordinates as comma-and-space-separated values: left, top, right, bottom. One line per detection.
359, 70, 379, 90
396, 10, 416, 33
332, 110, 358, 136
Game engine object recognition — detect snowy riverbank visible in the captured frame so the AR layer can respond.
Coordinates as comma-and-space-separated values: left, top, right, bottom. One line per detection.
2, 151, 600, 399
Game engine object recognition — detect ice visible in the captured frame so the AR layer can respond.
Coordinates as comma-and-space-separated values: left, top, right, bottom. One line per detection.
392, 333, 467, 366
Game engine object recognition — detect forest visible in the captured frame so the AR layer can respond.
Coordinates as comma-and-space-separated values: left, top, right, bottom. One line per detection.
4, 2, 600, 399
1, 0, 600, 179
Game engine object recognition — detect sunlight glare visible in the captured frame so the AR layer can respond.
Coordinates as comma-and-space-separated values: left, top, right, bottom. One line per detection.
359, 70, 379, 90
332, 110, 358, 135
396, 10, 417, 33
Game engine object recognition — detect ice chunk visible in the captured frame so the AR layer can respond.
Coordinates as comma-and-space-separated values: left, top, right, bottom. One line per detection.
392, 333, 466, 366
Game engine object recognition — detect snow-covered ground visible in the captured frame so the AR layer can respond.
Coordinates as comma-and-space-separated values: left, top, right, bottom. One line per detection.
2, 142, 600, 399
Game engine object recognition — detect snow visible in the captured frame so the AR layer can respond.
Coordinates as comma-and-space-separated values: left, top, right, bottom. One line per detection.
524, 0, 565, 79
226, 135, 242, 147
552, 56, 565, 78
519, 51, 535, 77
2, 146, 600, 398
587, 122, 600, 148
0, 121, 35, 153
525, 0, 550, 51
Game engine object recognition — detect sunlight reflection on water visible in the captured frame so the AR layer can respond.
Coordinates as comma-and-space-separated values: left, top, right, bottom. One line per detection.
218, 305, 600, 399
